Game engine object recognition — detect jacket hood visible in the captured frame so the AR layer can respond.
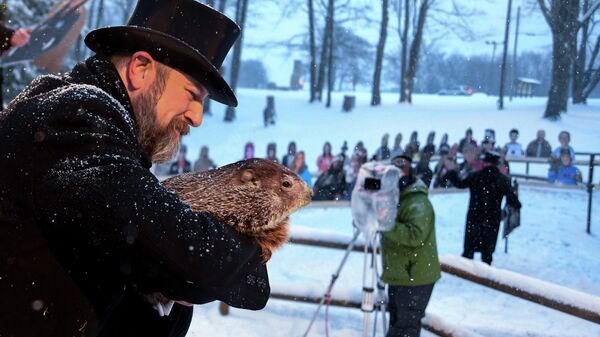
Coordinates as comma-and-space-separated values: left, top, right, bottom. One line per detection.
400, 178, 428, 198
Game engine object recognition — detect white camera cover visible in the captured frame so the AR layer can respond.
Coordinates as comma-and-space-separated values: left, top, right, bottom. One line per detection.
351, 161, 401, 236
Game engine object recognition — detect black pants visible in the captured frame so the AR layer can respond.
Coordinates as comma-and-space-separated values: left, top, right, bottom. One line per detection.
462, 250, 493, 265
98, 290, 193, 337
387, 283, 435, 337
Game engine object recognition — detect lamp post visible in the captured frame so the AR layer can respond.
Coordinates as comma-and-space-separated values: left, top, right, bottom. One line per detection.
486, 40, 501, 95
498, 0, 512, 110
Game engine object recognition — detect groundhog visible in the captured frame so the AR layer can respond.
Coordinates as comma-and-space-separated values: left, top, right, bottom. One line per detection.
161, 158, 313, 262
145, 158, 312, 311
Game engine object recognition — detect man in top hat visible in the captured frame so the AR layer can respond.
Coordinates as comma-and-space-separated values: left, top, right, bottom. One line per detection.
0, 1, 269, 336
442, 151, 521, 265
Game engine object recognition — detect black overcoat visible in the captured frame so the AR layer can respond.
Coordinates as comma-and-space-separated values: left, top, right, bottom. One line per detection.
0, 56, 269, 336
446, 166, 521, 255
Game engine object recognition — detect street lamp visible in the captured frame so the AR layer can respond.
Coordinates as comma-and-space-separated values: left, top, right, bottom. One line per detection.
486, 40, 502, 95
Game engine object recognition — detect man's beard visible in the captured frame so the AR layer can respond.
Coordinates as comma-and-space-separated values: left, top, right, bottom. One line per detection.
132, 87, 190, 163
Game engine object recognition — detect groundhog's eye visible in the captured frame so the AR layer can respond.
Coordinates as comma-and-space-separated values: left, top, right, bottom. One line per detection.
282, 181, 292, 188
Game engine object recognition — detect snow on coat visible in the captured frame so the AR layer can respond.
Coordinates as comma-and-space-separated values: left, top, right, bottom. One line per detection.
0, 56, 268, 336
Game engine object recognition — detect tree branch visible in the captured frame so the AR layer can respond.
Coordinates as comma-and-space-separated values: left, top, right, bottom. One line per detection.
537, 0, 552, 27
580, 0, 600, 25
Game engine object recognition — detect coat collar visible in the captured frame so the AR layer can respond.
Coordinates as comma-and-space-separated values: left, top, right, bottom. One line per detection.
69, 55, 152, 168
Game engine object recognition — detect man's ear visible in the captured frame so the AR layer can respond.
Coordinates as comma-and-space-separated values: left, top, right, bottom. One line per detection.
126, 51, 157, 92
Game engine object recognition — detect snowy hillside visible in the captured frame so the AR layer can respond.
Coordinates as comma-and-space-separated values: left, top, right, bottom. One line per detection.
179, 90, 600, 337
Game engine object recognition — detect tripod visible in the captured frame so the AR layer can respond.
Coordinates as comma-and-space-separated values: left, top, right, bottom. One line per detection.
302, 226, 388, 337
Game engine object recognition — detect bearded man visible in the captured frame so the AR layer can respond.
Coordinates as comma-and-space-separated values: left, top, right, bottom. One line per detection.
0, 1, 269, 336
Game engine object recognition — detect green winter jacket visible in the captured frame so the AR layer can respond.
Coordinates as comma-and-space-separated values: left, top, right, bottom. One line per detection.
381, 179, 441, 286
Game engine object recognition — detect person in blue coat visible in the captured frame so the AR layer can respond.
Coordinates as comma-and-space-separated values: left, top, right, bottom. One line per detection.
548, 150, 582, 185
292, 150, 312, 188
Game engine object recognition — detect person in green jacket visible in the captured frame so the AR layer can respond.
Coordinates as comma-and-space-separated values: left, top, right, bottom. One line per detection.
382, 154, 441, 337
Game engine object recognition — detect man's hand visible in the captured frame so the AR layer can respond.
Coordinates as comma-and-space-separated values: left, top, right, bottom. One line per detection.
10, 28, 32, 47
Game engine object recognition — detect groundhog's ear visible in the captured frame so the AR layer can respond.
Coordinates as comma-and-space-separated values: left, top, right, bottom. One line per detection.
240, 169, 259, 186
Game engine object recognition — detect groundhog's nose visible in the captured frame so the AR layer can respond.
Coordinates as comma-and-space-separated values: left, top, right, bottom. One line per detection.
304, 182, 313, 200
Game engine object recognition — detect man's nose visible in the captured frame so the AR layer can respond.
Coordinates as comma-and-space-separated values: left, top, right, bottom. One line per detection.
185, 102, 203, 127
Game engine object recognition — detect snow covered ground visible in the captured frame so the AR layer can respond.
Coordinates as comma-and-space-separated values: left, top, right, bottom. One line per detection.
180, 90, 600, 336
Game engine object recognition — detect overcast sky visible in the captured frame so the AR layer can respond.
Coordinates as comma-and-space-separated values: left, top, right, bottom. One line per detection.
240, 0, 552, 87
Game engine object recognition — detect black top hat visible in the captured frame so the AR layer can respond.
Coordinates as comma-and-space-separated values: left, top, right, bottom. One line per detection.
391, 154, 413, 164
85, 0, 240, 106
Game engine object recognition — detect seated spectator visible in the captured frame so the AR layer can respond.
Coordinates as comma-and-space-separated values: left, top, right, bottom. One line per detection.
552, 130, 576, 160
354, 141, 368, 164
313, 156, 346, 201
415, 151, 433, 188
548, 150, 582, 185
193, 146, 217, 172
343, 154, 361, 200
243, 141, 255, 159
266, 142, 279, 163
526, 129, 552, 158
372, 133, 391, 161
483, 128, 496, 144
432, 147, 455, 188
421, 131, 436, 157
390, 132, 403, 159
403, 131, 420, 160
292, 150, 312, 188
169, 146, 191, 174
317, 141, 334, 173
437, 133, 450, 156
458, 128, 477, 154
282, 141, 297, 169
504, 128, 524, 157
338, 141, 349, 164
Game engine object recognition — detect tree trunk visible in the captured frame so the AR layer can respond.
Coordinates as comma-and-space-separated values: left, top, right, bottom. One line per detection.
308, 0, 318, 102
371, 0, 389, 106
219, 0, 227, 13
224, 0, 248, 122
316, 0, 334, 102
123, 0, 135, 24
95, 0, 105, 28
326, 2, 335, 108
582, 35, 600, 99
572, 0, 589, 104
399, 0, 409, 102
544, 0, 579, 120
404, 0, 429, 104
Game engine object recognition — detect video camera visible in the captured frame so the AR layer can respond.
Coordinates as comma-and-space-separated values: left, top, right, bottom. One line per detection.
351, 161, 401, 237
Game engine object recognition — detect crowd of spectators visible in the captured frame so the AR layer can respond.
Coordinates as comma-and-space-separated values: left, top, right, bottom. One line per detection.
153, 128, 584, 200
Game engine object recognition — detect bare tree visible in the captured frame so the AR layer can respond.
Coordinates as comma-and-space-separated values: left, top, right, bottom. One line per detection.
537, 0, 600, 119
326, 0, 335, 108
397, 0, 409, 102
308, 0, 318, 102
224, 0, 248, 122
316, 0, 334, 102
402, 0, 430, 103
371, 0, 389, 106
571, 0, 600, 104
581, 34, 600, 99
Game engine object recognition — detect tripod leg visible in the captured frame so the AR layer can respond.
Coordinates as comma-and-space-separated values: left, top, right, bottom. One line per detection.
303, 228, 361, 337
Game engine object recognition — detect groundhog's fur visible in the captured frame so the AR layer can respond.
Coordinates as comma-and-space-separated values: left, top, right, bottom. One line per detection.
145, 159, 312, 308
161, 158, 313, 262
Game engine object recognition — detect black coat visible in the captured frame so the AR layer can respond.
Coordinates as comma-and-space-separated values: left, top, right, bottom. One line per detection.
445, 166, 521, 254
0, 56, 269, 336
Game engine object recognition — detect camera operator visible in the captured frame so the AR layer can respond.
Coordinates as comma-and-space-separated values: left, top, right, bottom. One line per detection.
381, 155, 441, 337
